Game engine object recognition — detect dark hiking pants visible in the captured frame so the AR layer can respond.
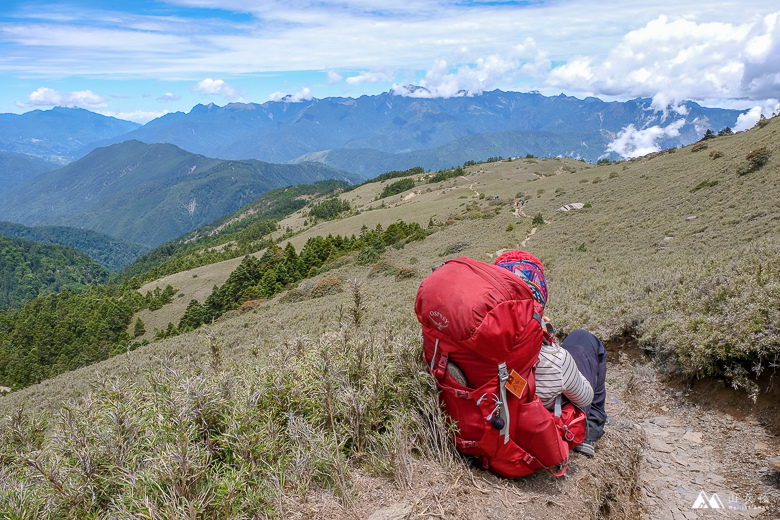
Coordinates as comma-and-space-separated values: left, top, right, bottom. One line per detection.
561, 329, 607, 444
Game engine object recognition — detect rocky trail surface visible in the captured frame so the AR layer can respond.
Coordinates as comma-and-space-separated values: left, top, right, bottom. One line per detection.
606, 351, 780, 519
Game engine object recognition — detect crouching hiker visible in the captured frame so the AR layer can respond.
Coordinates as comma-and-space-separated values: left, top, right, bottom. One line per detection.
495, 250, 608, 456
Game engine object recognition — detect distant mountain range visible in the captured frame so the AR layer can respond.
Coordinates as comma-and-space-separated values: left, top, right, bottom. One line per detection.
0, 222, 149, 272
0, 90, 745, 181
73, 90, 743, 175
0, 140, 360, 247
0, 107, 139, 164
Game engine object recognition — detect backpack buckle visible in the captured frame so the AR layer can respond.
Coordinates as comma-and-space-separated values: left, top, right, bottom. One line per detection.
456, 438, 479, 450
433, 353, 448, 381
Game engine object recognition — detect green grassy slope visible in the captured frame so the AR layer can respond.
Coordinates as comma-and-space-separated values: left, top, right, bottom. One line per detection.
118, 179, 351, 281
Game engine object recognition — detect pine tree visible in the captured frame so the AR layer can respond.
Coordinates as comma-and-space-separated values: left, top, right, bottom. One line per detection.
133, 318, 146, 338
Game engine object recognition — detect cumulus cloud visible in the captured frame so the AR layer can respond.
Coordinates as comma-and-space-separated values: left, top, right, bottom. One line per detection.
606, 119, 685, 159
346, 70, 396, 85
389, 40, 550, 99
268, 87, 313, 102
547, 13, 780, 110
326, 70, 343, 85
734, 98, 780, 131
391, 54, 518, 98
16, 87, 107, 109
191, 78, 237, 100
741, 12, 780, 99
157, 92, 182, 102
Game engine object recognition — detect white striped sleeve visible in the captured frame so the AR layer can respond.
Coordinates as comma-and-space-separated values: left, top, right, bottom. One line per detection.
559, 349, 594, 408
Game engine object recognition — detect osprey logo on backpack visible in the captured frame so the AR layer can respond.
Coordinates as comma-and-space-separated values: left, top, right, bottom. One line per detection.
429, 310, 449, 330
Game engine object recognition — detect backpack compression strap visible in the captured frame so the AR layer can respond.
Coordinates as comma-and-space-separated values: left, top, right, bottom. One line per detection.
498, 362, 510, 444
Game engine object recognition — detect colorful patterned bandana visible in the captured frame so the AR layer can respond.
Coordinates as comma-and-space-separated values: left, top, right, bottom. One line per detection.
495, 250, 547, 314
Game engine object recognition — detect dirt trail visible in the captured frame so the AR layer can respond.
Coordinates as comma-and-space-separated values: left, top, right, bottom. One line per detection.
607, 352, 780, 519
521, 227, 536, 247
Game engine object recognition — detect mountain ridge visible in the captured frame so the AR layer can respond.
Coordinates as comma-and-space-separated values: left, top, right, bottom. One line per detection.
0, 140, 362, 247
0, 106, 140, 163
73, 90, 744, 172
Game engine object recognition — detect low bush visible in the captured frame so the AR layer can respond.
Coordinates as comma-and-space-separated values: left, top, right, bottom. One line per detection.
444, 241, 471, 255
310, 277, 344, 298
0, 285, 456, 517
356, 246, 381, 266
369, 260, 397, 278
394, 268, 417, 281
642, 243, 780, 400
690, 180, 719, 193
746, 147, 771, 170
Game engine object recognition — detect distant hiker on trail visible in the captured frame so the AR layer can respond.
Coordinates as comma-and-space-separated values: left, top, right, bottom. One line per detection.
495, 250, 608, 457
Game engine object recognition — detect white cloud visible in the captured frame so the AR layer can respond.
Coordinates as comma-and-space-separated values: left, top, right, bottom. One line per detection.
268, 87, 313, 102
157, 92, 182, 102
391, 53, 521, 98
740, 12, 780, 99
606, 119, 685, 159
326, 70, 343, 85
346, 70, 395, 85
15, 87, 107, 109
734, 98, 780, 131
191, 78, 237, 100
547, 13, 780, 109
3, 1, 780, 116
99, 109, 169, 124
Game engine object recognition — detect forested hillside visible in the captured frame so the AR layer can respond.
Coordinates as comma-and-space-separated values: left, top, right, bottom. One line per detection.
0, 235, 110, 310
0, 221, 149, 271
119, 179, 350, 281
0, 141, 361, 246
0, 151, 58, 189
0, 280, 178, 388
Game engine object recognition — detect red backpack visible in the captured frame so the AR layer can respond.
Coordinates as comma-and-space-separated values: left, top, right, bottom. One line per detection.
415, 256, 586, 478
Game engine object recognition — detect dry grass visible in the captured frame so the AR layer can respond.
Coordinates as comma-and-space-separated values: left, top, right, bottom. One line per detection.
3, 116, 779, 518
135, 117, 779, 390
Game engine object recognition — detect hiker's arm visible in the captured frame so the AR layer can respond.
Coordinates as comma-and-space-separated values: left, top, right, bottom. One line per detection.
560, 351, 594, 408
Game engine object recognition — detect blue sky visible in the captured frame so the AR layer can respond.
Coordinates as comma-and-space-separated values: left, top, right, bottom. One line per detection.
1, 0, 779, 125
